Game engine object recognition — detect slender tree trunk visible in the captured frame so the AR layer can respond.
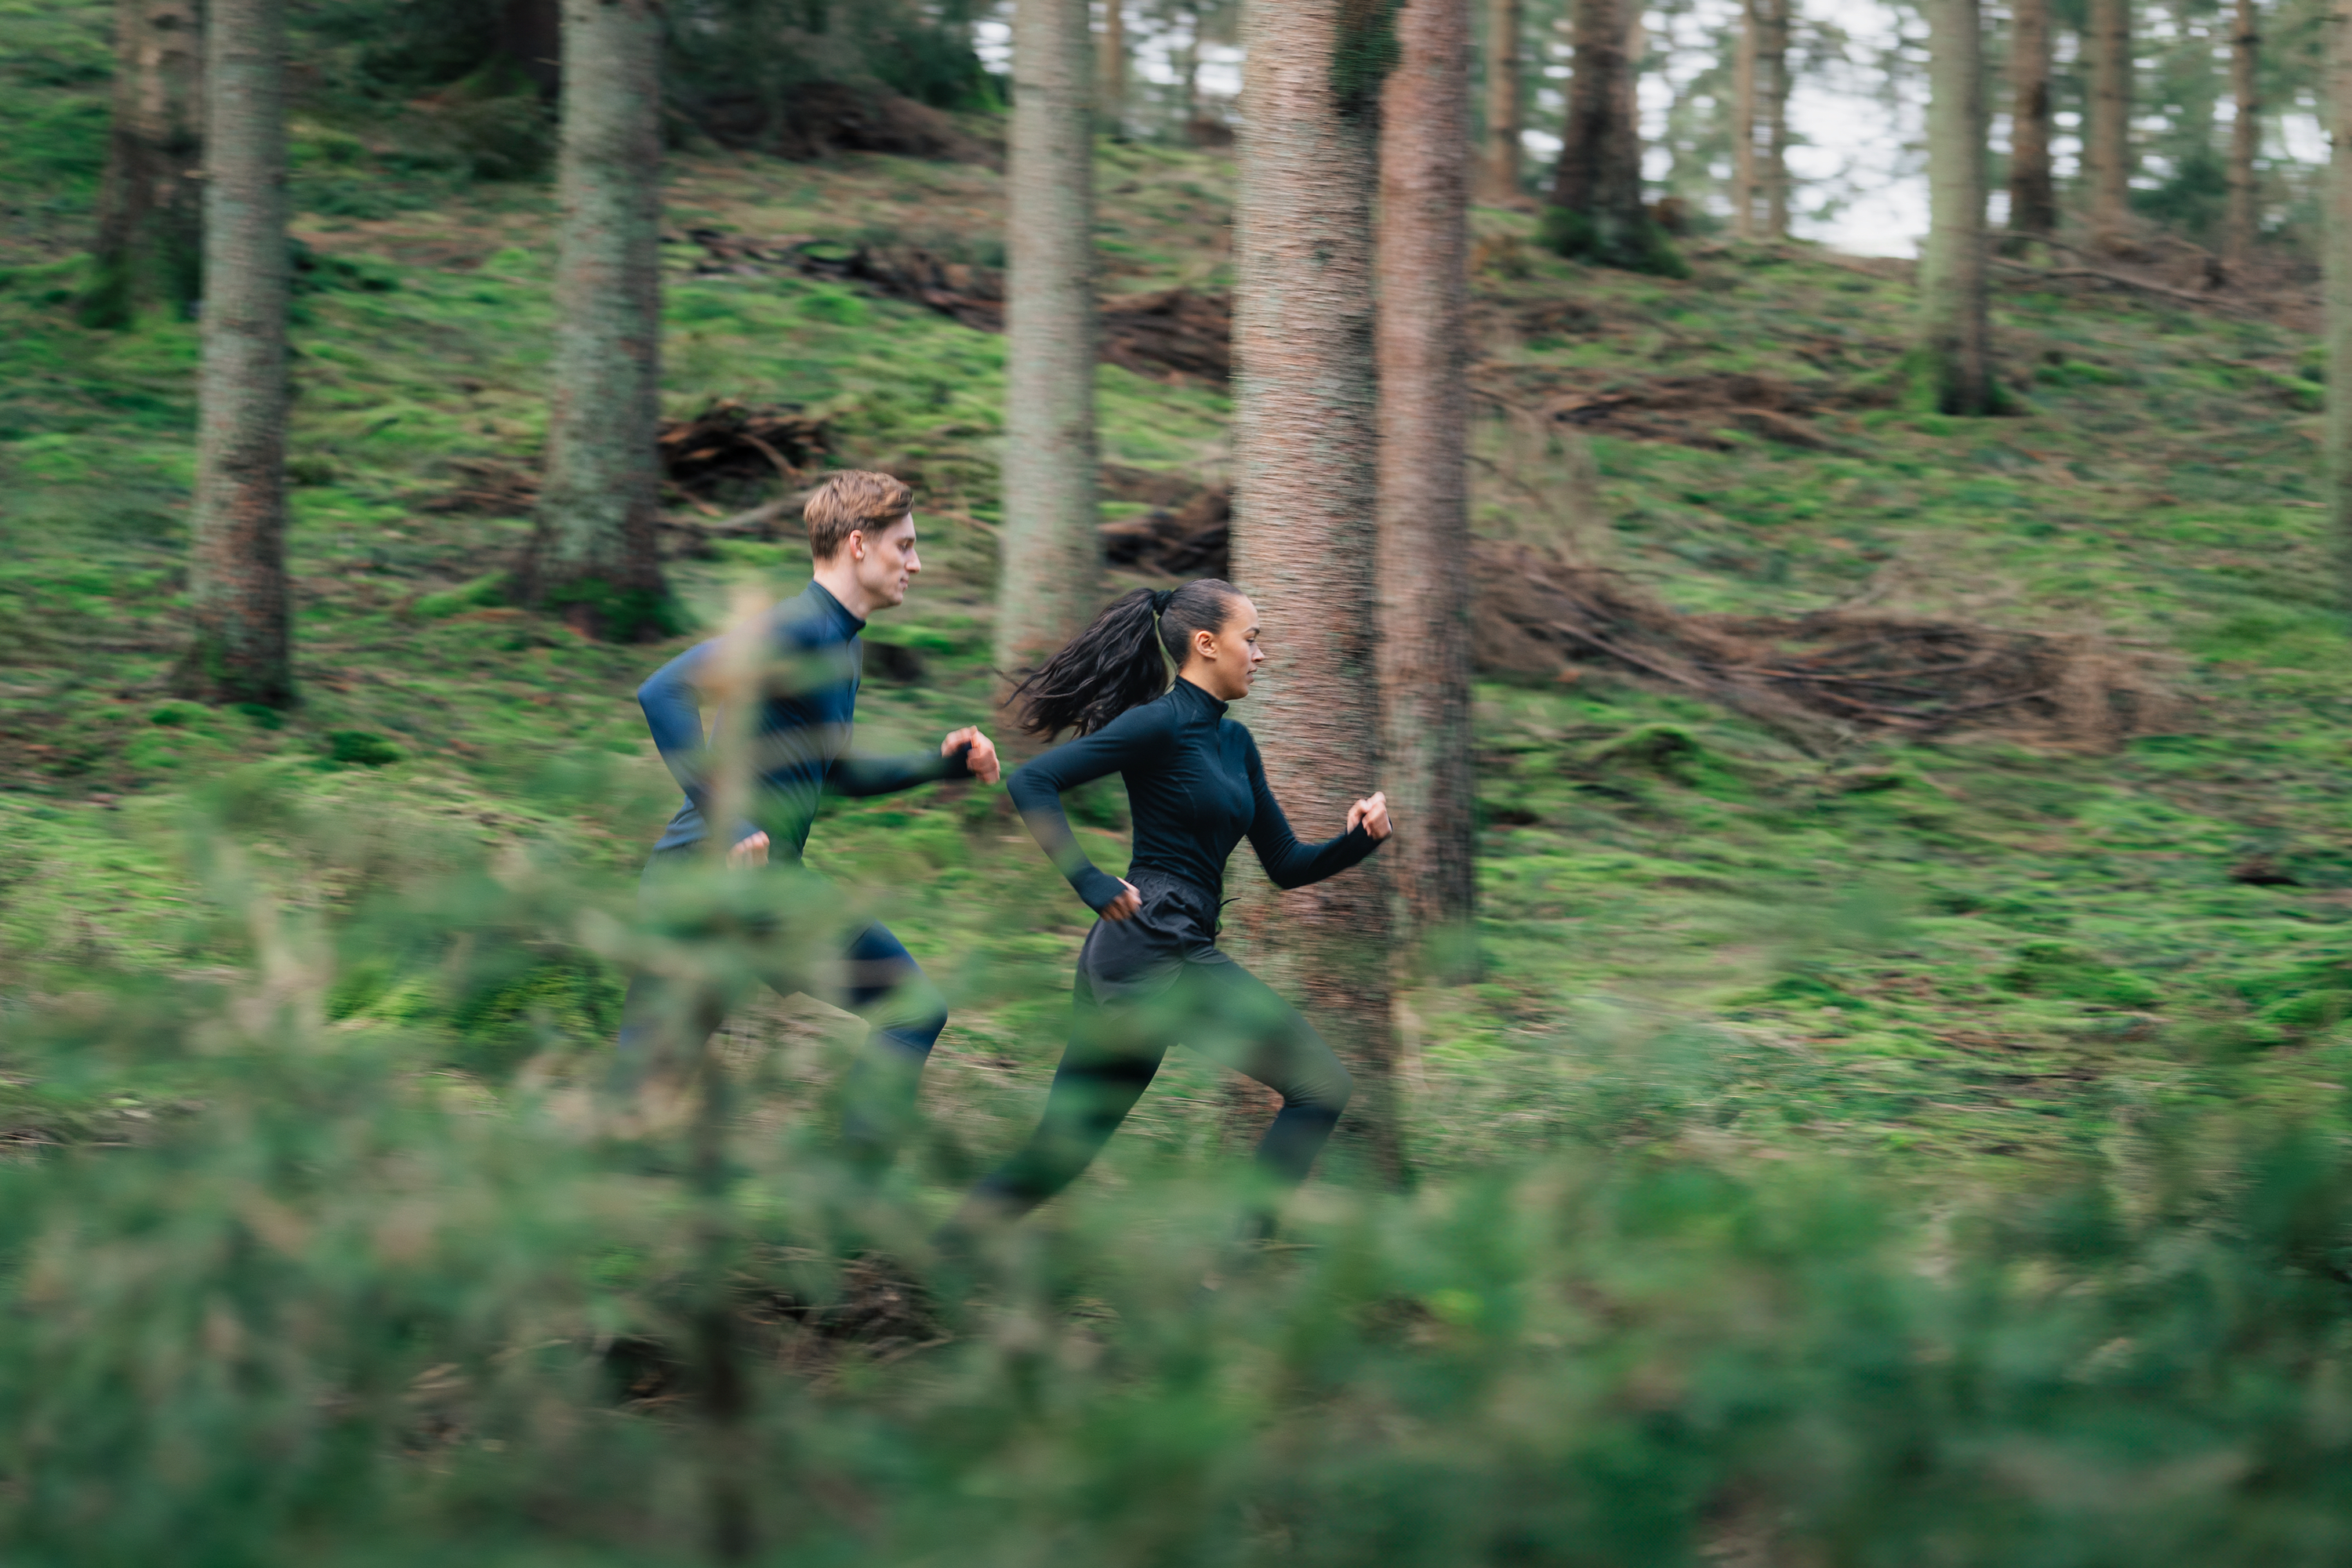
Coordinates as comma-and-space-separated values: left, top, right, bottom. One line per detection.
1380, 0, 1476, 972
182, 0, 290, 706
1231, 0, 1403, 1179
520, 0, 669, 640
1475, 0, 1523, 204
1548, 0, 1657, 267
2085, 0, 2132, 251
2227, 0, 2260, 267
1759, 0, 1791, 237
2327, 0, 2352, 600
1918, 0, 1995, 415
82, 0, 204, 328
1098, 0, 1127, 137
2009, 0, 2056, 236
1731, 0, 1759, 237
999, 0, 1102, 688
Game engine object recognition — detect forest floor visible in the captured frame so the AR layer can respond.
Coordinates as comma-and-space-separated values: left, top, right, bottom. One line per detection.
5, 3, 2351, 1200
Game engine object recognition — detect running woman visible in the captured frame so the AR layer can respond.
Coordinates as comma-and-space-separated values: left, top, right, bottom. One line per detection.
947, 578, 1392, 1232
615, 470, 1000, 1166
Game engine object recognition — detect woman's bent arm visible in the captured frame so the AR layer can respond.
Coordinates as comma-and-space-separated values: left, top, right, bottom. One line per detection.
1007, 705, 1171, 912
1243, 735, 1379, 889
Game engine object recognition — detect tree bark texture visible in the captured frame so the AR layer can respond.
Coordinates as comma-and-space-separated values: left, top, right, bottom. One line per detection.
1729, 0, 1790, 239
1730, 0, 1759, 237
999, 0, 1103, 685
2008, 0, 2056, 236
1379, 0, 1477, 966
184, 0, 290, 706
1098, 0, 1127, 136
2326, 0, 2352, 599
2227, 0, 2260, 265
1918, 0, 1995, 416
1475, 0, 1523, 204
2085, 0, 2133, 250
1760, 0, 1790, 236
1548, 0, 1649, 260
1231, 0, 1403, 1178
84, 0, 205, 328
522, 0, 669, 639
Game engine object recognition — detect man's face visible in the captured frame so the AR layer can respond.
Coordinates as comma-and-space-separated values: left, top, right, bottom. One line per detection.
853, 514, 920, 608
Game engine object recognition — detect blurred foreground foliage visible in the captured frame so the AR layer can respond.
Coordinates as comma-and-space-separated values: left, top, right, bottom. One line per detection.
9, 803, 2352, 1566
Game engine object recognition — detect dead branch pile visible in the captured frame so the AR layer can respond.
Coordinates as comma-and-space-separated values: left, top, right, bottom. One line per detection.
1469, 367, 1882, 452
657, 399, 830, 493
684, 230, 1232, 380
679, 81, 999, 167
1100, 474, 2176, 750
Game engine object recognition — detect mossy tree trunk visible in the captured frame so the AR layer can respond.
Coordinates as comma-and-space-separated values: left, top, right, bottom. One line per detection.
1475, 0, 1522, 205
2085, 0, 2133, 252
1098, 0, 1127, 137
519, 0, 670, 641
2227, 0, 2260, 267
2008, 0, 2056, 238
1380, 0, 1478, 975
998, 0, 1102, 691
82, 0, 204, 328
1918, 0, 1996, 416
1231, 0, 1403, 1179
183, 0, 290, 707
2326, 0, 2352, 598
1547, 0, 1671, 271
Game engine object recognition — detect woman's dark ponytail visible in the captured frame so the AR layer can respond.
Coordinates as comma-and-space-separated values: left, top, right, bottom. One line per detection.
1010, 579, 1242, 738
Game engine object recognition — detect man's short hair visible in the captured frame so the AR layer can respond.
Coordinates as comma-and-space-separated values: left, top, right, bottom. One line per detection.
804, 470, 913, 561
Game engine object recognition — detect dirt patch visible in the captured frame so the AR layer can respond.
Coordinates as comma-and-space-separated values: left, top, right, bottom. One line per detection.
681, 80, 998, 166
684, 230, 1232, 382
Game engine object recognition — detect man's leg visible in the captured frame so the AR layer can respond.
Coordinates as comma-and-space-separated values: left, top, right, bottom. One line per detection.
829, 921, 952, 1169
954, 978, 1170, 1222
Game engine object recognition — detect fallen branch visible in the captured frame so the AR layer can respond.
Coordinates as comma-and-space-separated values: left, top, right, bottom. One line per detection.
1989, 257, 2220, 308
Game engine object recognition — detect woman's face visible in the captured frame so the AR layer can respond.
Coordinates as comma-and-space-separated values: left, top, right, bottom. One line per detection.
1185, 596, 1264, 702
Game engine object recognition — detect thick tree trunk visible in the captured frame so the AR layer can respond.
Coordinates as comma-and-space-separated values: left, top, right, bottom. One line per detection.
998, 0, 1102, 687
2327, 0, 2352, 600
1759, 0, 1790, 237
1548, 0, 1653, 267
2085, 0, 2133, 251
1475, 0, 1523, 204
183, 0, 290, 706
2227, 0, 2260, 267
1231, 0, 1403, 1179
1098, 0, 1126, 137
82, 0, 204, 328
1918, 0, 1995, 415
1730, 0, 1759, 238
1380, 0, 1477, 972
2008, 0, 2056, 236
520, 0, 669, 640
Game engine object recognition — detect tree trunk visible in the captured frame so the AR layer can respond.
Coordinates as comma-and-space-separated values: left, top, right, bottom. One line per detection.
2227, 0, 2259, 267
1918, 0, 1995, 416
183, 0, 290, 706
998, 0, 1102, 688
520, 0, 669, 640
1098, 0, 1126, 137
2327, 0, 2352, 601
2008, 0, 2056, 236
1548, 0, 1658, 269
2085, 0, 2132, 251
1380, 0, 1478, 975
1231, 0, 1403, 1179
1759, 0, 1791, 237
1475, 0, 1523, 204
1730, 0, 1759, 238
82, 0, 204, 328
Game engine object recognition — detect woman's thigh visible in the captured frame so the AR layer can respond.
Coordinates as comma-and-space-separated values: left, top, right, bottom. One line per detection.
1166, 957, 1352, 1110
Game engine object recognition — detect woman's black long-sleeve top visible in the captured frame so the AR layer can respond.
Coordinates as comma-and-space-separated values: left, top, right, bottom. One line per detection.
1007, 677, 1380, 913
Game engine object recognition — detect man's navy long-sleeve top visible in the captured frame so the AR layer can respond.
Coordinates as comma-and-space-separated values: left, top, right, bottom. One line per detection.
1007, 676, 1378, 913
637, 580, 968, 855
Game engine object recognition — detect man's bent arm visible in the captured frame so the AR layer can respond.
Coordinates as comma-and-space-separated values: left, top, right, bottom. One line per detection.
638, 640, 718, 811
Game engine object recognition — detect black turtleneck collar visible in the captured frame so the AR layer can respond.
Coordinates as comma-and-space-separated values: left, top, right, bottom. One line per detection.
804, 579, 866, 636
1170, 676, 1229, 718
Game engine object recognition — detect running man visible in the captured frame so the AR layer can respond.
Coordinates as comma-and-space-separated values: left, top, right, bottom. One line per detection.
615, 470, 999, 1167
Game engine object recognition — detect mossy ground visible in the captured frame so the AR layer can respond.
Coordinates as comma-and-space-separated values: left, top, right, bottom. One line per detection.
4, 1, 2350, 1196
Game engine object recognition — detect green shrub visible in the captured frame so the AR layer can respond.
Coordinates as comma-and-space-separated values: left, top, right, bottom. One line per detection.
325, 730, 403, 767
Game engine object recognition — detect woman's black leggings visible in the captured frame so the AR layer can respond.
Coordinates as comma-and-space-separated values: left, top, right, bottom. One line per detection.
968, 952, 1354, 1218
